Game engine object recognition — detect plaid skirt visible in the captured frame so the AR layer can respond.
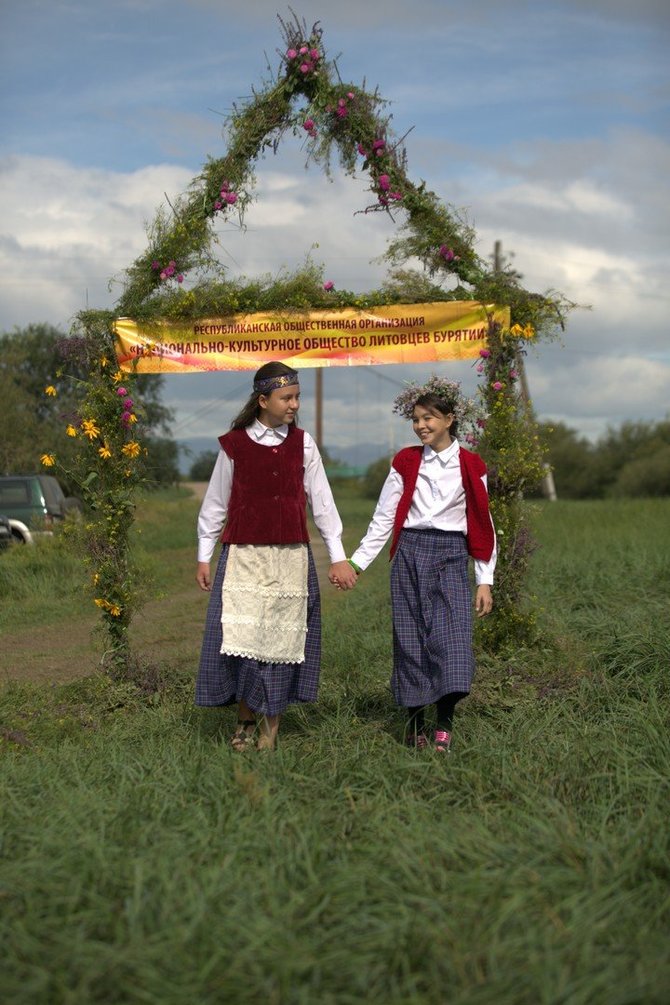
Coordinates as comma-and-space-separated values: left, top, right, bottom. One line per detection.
391, 528, 474, 707
195, 544, 321, 716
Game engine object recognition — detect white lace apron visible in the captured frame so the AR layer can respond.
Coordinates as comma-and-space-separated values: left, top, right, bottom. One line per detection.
220, 543, 308, 664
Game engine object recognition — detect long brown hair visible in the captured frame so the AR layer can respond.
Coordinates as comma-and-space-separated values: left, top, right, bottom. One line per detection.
230, 361, 300, 430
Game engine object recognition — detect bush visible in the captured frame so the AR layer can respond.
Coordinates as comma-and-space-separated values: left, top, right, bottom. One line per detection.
613, 444, 670, 498
361, 454, 393, 500
188, 450, 218, 481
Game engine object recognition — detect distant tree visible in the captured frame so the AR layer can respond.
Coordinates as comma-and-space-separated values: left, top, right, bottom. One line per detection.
0, 324, 176, 487
189, 450, 219, 481
145, 436, 181, 486
534, 422, 597, 499
362, 454, 393, 500
613, 445, 670, 497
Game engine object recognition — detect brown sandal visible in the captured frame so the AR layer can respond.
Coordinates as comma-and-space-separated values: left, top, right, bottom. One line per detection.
231, 719, 257, 752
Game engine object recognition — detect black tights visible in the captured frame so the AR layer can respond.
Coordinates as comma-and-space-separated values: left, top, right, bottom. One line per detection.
406, 692, 468, 735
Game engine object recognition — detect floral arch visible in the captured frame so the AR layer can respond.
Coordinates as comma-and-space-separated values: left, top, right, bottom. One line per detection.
50, 13, 572, 669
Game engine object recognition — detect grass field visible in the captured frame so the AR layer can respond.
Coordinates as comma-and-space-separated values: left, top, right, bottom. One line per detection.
1, 490, 669, 1004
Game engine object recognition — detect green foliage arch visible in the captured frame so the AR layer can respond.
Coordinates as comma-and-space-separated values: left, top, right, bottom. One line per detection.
52, 12, 574, 667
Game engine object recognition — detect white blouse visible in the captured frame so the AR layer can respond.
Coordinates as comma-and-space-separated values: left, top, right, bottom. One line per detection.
350, 439, 496, 585
197, 419, 347, 565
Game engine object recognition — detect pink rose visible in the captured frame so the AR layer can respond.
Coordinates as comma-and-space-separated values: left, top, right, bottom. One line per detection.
509, 369, 517, 379
323, 280, 334, 291
390, 191, 403, 201
338, 98, 346, 107
336, 106, 347, 118
357, 143, 367, 156
492, 381, 503, 391
347, 92, 355, 99
286, 48, 297, 59
213, 200, 222, 210
117, 387, 128, 396
310, 49, 320, 60
303, 118, 315, 131
379, 174, 390, 191
225, 192, 238, 204
372, 139, 385, 150
479, 348, 491, 358
299, 46, 308, 55
299, 62, 311, 74
151, 260, 160, 270
177, 274, 184, 283
123, 398, 134, 411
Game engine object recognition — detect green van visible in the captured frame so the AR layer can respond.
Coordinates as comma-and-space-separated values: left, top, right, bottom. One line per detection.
0, 475, 82, 543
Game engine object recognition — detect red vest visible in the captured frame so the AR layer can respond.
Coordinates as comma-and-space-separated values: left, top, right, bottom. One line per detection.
218, 425, 309, 545
390, 445, 495, 561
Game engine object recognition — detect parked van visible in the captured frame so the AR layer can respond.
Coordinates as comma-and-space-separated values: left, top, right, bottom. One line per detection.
0, 475, 82, 543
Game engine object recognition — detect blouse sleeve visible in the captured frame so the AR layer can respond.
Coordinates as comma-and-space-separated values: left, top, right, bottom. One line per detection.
196, 449, 233, 563
473, 472, 497, 585
349, 466, 404, 571
303, 432, 347, 564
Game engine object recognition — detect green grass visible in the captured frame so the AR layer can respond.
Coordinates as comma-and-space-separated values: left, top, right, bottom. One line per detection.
1, 493, 669, 1004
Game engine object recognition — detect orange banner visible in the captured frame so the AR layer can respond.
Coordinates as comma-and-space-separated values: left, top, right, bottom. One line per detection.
113, 301, 509, 373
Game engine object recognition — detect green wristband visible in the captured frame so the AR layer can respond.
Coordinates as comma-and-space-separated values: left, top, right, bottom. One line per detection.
348, 559, 362, 575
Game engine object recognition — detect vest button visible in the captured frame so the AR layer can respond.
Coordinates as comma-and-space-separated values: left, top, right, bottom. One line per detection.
272, 448, 278, 453
274, 495, 279, 501
273, 471, 278, 476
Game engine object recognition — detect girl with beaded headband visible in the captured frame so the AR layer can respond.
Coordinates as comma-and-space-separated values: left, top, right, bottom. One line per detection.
196, 360, 357, 751
341, 375, 496, 752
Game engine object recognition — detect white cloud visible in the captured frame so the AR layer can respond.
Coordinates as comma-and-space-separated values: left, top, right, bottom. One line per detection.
1, 136, 668, 444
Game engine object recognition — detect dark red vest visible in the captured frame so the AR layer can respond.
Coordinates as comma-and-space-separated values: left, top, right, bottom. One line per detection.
390, 445, 495, 561
218, 425, 309, 545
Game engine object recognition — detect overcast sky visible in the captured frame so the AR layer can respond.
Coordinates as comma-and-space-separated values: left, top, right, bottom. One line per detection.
1, 0, 668, 462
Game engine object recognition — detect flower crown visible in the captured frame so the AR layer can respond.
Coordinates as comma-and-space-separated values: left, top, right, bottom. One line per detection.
392, 375, 479, 424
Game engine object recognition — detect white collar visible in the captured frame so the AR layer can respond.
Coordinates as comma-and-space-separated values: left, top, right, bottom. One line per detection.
424, 438, 460, 465
249, 418, 288, 441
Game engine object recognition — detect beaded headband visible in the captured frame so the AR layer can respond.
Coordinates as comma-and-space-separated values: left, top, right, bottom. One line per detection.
253, 372, 300, 394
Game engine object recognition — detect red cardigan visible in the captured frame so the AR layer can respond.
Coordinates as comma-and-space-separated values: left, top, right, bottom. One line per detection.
389, 445, 495, 560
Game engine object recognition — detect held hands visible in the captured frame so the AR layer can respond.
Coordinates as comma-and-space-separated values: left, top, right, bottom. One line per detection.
475, 584, 493, 617
328, 560, 358, 591
196, 561, 212, 592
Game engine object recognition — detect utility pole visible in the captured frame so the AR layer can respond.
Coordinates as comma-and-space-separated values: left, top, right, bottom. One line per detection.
494, 241, 557, 500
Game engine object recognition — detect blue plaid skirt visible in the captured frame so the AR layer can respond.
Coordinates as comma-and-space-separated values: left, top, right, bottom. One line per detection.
390, 528, 474, 707
195, 544, 321, 716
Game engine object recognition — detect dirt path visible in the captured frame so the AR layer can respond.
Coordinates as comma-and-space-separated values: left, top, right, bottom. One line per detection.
1, 483, 333, 686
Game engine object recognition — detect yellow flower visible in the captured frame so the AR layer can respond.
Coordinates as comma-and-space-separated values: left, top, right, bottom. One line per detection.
92, 573, 100, 585
45, 385, 57, 397
94, 597, 121, 617
112, 370, 124, 383
40, 453, 56, 467
66, 424, 78, 437
121, 441, 141, 458
98, 443, 112, 460
81, 419, 101, 440
522, 324, 536, 340
127, 413, 138, 424
100, 356, 109, 368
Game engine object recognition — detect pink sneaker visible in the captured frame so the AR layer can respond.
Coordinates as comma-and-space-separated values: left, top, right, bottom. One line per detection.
434, 729, 452, 753
405, 732, 428, 750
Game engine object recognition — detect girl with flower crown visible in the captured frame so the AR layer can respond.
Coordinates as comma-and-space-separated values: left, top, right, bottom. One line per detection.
195, 361, 357, 751
343, 377, 495, 752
